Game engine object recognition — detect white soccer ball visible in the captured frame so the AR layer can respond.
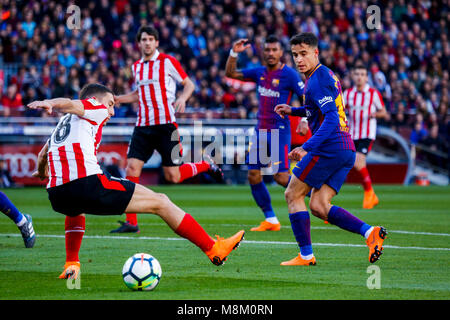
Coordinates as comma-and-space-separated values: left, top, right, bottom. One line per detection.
122, 253, 162, 291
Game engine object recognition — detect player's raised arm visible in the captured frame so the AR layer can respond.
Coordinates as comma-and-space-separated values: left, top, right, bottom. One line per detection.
27, 98, 85, 117
225, 38, 251, 80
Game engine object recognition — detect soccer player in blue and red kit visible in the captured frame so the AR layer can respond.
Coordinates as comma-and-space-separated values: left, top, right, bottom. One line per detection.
275, 33, 387, 265
225, 36, 304, 232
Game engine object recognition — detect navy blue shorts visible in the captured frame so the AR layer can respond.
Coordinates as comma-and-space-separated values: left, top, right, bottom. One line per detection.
292, 150, 356, 194
246, 129, 290, 173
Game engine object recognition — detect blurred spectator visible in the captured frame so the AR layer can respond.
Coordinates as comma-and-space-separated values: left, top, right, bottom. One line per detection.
0, 158, 14, 188
0, 0, 447, 171
1, 84, 23, 116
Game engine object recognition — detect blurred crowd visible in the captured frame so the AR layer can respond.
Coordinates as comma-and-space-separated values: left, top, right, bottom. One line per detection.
0, 0, 449, 166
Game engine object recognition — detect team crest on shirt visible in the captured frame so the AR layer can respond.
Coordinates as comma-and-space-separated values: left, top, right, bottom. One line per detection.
272, 79, 280, 87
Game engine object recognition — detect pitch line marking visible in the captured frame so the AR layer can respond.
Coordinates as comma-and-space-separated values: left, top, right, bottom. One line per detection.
6, 221, 448, 237
1, 233, 449, 251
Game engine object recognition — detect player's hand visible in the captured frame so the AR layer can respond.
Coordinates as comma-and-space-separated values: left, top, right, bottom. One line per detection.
27, 100, 53, 114
288, 147, 307, 161
232, 38, 251, 54
113, 95, 121, 107
296, 120, 309, 136
32, 166, 48, 181
274, 104, 292, 119
173, 98, 186, 113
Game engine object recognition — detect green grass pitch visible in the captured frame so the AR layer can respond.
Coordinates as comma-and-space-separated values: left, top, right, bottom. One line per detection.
0, 184, 449, 300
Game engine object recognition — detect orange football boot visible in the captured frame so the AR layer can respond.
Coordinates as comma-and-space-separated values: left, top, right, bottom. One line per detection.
281, 254, 316, 266
363, 189, 379, 209
250, 220, 281, 231
59, 261, 81, 279
366, 226, 387, 263
205, 230, 245, 266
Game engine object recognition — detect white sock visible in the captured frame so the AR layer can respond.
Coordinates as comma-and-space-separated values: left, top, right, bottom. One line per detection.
16, 215, 27, 227
364, 227, 374, 239
300, 253, 314, 260
265, 217, 279, 224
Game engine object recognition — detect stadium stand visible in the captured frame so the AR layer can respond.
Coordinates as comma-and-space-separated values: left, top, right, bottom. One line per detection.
0, 0, 448, 178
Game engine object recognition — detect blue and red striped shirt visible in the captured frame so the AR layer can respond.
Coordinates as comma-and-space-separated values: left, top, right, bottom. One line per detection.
300, 63, 355, 155
242, 64, 304, 130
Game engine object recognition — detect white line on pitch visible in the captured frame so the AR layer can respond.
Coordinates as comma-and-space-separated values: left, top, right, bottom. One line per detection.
1, 233, 449, 251
6, 220, 449, 237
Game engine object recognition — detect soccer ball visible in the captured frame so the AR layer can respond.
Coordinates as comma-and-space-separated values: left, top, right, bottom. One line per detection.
122, 253, 162, 291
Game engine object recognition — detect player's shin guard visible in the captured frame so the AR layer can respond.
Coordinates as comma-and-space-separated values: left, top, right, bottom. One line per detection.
65, 215, 85, 262
250, 181, 276, 219
175, 213, 215, 252
125, 176, 139, 226
327, 205, 372, 237
289, 211, 313, 259
178, 161, 210, 183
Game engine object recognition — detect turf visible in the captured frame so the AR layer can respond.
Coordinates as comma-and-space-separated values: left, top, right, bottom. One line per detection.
0, 184, 449, 300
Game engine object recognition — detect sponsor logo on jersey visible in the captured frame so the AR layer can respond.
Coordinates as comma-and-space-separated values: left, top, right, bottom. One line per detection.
258, 86, 280, 98
318, 96, 333, 107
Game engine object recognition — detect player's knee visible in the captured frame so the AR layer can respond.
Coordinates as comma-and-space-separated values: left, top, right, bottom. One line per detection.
164, 171, 180, 184
273, 173, 289, 187
309, 199, 327, 219
152, 193, 171, 213
284, 186, 300, 205
126, 163, 141, 177
248, 171, 262, 184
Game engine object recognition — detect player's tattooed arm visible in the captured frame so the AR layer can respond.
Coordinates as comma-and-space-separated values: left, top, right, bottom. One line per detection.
27, 98, 85, 117
32, 139, 49, 180
225, 38, 251, 80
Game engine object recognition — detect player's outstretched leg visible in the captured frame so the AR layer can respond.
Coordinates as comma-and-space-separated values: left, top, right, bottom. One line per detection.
309, 185, 387, 263
281, 175, 316, 266
0, 191, 36, 248
59, 215, 85, 279
126, 184, 244, 266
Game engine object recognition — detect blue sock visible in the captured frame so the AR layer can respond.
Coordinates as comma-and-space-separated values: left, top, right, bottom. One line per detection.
0, 191, 24, 224
289, 211, 313, 257
250, 181, 275, 218
327, 205, 372, 237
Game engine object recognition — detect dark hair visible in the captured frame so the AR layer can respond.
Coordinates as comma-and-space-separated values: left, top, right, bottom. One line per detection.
136, 26, 159, 42
352, 64, 368, 72
290, 32, 318, 48
265, 35, 282, 47
79, 83, 113, 100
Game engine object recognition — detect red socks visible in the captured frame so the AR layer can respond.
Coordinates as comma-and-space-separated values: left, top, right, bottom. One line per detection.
125, 176, 139, 226
178, 161, 210, 183
65, 215, 85, 262
175, 213, 215, 252
358, 167, 373, 191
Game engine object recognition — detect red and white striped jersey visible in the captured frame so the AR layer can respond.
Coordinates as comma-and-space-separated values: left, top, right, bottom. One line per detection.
343, 84, 385, 140
46, 97, 109, 188
132, 49, 188, 126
